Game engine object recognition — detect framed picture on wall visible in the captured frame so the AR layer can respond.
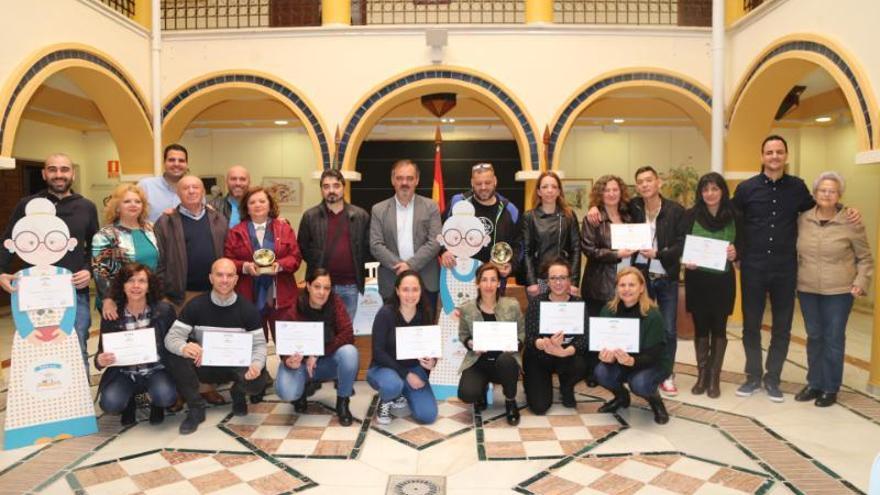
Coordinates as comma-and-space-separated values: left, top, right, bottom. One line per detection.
261, 177, 302, 206
200, 175, 224, 201
562, 178, 593, 217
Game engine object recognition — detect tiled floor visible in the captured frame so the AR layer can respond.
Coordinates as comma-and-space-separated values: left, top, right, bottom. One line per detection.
1, 307, 880, 494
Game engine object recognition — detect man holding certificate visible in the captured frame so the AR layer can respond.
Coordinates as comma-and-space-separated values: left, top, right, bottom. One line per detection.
273, 268, 359, 426
457, 264, 524, 425
523, 258, 588, 414
593, 268, 670, 425
164, 258, 268, 434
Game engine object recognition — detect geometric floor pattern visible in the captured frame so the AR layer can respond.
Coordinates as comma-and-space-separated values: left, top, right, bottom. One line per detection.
219, 400, 369, 459
517, 452, 774, 495
370, 397, 475, 450
67, 449, 315, 494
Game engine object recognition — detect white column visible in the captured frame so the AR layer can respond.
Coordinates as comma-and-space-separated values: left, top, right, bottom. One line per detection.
711, 0, 725, 173
151, 0, 162, 176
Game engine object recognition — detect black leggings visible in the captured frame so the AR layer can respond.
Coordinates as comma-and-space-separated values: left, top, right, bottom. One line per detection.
691, 311, 729, 340
458, 353, 521, 402
523, 352, 588, 415
166, 353, 268, 409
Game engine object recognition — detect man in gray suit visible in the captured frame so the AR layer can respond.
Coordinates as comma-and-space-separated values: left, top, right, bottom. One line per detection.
370, 159, 442, 310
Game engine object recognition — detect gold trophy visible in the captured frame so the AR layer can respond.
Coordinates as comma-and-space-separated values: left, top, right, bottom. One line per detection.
253, 248, 277, 275
490, 242, 513, 267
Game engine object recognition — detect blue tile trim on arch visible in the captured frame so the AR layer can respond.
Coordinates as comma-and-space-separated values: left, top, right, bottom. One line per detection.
0, 49, 148, 153
547, 72, 712, 167
162, 74, 332, 169
737, 40, 874, 149
337, 70, 540, 171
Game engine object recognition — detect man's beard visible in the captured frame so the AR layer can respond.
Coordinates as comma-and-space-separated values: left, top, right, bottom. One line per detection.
324, 194, 341, 204
48, 178, 72, 194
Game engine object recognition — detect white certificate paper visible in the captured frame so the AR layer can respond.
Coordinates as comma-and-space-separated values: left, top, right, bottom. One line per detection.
102, 328, 158, 367
275, 321, 325, 356
472, 321, 518, 352
539, 302, 585, 335
610, 223, 653, 250
17, 274, 75, 311
395, 325, 442, 359
201, 331, 253, 367
682, 235, 729, 271
589, 317, 640, 352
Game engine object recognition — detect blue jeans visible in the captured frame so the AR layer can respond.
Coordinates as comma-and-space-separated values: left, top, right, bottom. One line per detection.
74, 292, 91, 375
275, 344, 359, 401
367, 365, 437, 424
333, 284, 359, 321
594, 362, 665, 398
647, 276, 678, 377
797, 292, 853, 393
99, 369, 178, 413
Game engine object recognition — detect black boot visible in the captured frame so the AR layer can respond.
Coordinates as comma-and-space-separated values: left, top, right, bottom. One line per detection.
647, 395, 669, 425
149, 405, 165, 425
121, 397, 137, 426
336, 396, 353, 426
505, 399, 520, 426
707, 337, 727, 399
561, 387, 576, 408
598, 388, 630, 413
293, 394, 308, 413
232, 391, 248, 416
690, 337, 710, 395
179, 407, 206, 435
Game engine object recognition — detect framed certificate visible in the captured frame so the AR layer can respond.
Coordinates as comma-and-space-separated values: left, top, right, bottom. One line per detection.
588, 317, 640, 352
275, 321, 325, 356
472, 321, 518, 352
102, 328, 158, 367
539, 301, 585, 335
682, 235, 729, 271
610, 223, 653, 250
395, 325, 442, 360
201, 331, 253, 367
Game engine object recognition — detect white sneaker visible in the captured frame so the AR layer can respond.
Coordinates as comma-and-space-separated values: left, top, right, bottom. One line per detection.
390, 396, 411, 417
376, 401, 393, 425
659, 378, 679, 397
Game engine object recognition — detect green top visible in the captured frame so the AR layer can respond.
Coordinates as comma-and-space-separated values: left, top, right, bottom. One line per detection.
598, 304, 671, 374
131, 228, 159, 270
690, 219, 735, 273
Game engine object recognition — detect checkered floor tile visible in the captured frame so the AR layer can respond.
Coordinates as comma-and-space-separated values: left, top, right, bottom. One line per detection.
521, 453, 772, 495
478, 400, 624, 460
370, 397, 475, 450
69, 449, 314, 494
220, 400, 367, 459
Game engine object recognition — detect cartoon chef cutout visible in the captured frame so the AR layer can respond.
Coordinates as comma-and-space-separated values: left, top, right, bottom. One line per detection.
3, 198, 97, 450
429, 201, 490, 399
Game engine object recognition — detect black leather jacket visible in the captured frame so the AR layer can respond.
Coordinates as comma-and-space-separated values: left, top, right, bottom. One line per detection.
297, 201, 371, 291
580, 208, 632, 302
521, 208, 581, 285
628, 196, 685, 279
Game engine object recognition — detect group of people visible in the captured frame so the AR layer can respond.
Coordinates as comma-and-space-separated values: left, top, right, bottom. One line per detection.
0, 133, 871, 436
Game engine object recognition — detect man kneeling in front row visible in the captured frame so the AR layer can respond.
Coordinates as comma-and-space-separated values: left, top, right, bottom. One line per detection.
165, 258, 269, 434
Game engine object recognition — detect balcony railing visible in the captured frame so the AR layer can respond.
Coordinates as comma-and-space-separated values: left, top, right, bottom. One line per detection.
355, 0, 525, 25
161, 0, 320, 30
554, 0, 710, 26
100, 0, 136, 18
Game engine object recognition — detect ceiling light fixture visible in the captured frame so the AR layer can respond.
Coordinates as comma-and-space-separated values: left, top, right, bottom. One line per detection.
274, 120, 289, 125
815, 116, 832, 123
613, 118, 625, 124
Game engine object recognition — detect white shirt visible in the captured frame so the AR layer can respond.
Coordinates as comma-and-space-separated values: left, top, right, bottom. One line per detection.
395, 196, 415, 261
253, 221, 268, 245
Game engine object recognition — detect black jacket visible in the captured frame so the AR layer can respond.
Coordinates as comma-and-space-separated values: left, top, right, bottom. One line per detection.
628, 196, 685, 279
297, 201, 371, 292
521, 208, 581, 285
580, 208, 632, 302
448, 192, 523, 276
208, 194, 236, 223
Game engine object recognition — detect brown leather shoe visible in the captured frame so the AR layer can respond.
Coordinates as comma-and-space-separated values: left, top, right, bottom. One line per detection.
167, 396, 184, 413
201, 390, 227, 405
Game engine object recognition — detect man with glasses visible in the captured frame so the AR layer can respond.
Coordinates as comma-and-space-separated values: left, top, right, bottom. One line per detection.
370, 159, 442, 309
445, 162, 522, 289
0, 153, 99, 373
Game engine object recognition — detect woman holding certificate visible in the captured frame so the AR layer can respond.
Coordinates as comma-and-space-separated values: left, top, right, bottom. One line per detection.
457, 263, 524, 425
522, 171, 581, 298
92, 184, 159, 320
794, 172, 872, 407
95, 263, 177, 426
367, 270, 439, 425
523, 258, 588, 414
681, 172, 741, 398
594, 267, 670, 424
273, 268, 358, 426
580, 175, 635, 317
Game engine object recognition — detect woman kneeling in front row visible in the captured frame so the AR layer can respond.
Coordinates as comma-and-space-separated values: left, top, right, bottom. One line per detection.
274, 268, 359, 426
594, 267, 670, 424
458, 263, 524, 425
367, 270, 438, 425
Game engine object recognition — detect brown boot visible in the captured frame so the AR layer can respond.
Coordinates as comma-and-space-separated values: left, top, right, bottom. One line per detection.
707, 337, 727, 399
690, 337, 710, 395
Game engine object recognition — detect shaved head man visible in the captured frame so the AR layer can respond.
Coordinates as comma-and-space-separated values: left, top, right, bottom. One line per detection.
210, 165, 252, 228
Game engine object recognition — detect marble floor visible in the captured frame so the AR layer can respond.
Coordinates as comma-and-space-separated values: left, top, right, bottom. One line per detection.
1, 306, 879, 494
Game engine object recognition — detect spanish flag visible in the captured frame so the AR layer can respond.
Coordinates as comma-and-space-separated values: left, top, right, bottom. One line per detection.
431, 127, 446, 214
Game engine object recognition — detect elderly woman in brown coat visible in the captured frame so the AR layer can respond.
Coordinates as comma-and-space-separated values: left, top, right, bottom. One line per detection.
794, 171, 873, 407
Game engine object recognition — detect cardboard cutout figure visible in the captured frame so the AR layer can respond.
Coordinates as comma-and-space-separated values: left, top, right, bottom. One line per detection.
430, 201, 490, 399
3, 198, 97, 450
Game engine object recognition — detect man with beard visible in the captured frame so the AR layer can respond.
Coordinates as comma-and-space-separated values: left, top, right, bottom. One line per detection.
209, 165, 250, 228
139, 144, 189, 223
298, 169, 370, 319
0, 153, 99, 373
